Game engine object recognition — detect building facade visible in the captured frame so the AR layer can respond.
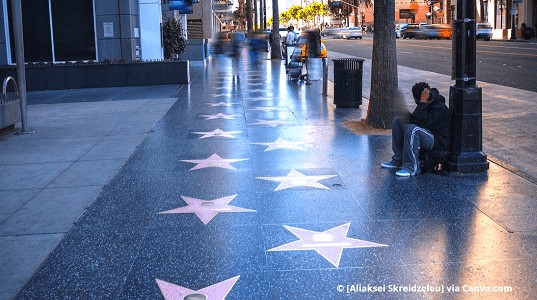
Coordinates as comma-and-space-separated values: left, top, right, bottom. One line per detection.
0, 0, 219, 66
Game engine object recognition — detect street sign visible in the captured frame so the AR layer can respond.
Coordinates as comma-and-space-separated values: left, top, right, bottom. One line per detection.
169, 0, 193, 14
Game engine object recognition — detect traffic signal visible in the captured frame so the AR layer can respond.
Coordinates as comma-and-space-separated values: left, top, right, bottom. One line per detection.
361, 14, 365, 24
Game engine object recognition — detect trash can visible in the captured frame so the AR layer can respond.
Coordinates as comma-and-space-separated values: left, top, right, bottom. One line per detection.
332, 58, 364, 108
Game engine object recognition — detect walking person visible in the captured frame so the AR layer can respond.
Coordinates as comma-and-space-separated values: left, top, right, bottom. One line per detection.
285, 26, 298, 68
381, 82, 451, 177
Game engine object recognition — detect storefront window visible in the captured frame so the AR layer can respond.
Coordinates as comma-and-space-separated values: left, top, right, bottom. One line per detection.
7, 0, 95, 63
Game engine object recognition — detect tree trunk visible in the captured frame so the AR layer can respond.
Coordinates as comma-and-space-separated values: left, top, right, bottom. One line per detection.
270, 0, 281, 59
246, 0, 253, 32
366, 0, 398, 129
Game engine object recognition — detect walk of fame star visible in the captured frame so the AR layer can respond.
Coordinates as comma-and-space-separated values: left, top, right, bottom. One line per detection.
268, 223, 388, 267
251, 138, 306, 151
205, 102, 240, 107
157, 195, 255, 224
180, 153, 248, 171
211, 93, 236, 98
248, 119, 296, 127
191, 129, 243, 139
199, 113, 241, 120
255, 169, 336, 191
243, 96, 274, 101
248, 106, 287, 112
156, 275, 240, 300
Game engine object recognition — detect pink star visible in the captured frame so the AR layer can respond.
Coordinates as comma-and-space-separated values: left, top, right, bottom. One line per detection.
180, 154, 248, 171
191, 129, 243, 139
268, 223, 388, 267
157, 195, 255, 225
199, 113, 240, 120
255, 169, 336, 191
156, 275, 240, 300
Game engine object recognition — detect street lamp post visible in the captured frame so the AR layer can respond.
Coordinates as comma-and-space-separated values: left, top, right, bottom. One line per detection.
445, 0, 489, 173
510, 1, 517, 40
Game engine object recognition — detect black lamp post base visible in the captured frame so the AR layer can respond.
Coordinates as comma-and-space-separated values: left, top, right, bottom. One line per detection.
446, 85, 489, 173
445, 151, 489, 173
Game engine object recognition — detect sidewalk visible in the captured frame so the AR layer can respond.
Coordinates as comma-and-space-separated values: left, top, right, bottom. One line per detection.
1, 53, 536, 299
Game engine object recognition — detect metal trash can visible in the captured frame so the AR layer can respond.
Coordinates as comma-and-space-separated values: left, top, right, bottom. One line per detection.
332, 58, 364, 108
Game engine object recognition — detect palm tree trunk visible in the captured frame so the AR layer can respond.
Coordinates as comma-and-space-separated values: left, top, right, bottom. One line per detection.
270, 0, 281, 59
366, 0, 398, 129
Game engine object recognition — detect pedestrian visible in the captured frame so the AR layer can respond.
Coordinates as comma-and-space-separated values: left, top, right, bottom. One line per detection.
285, 26, 298, 68
381, 82, 451, 177
286, 26, 297, 46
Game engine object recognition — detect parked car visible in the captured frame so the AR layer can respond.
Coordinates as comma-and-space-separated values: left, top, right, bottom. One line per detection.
415, 24, 452, 40
279, 27, 288, 40
338, 27, 363, 39
476, 22, 493, 41
395, 23, 407, 38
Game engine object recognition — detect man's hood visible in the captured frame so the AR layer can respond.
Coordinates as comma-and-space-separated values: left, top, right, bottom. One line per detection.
429, 88, 446, 104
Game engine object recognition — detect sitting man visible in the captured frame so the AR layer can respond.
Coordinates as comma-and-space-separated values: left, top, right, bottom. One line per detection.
381, 82, 451, 177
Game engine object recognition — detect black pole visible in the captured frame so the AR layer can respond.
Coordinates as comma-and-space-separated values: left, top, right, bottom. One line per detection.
510, 2, 517, 40
445, 0, 489, 173
11, 0, 30, 133
254, 0, 258, 31
262, 0, 266, 29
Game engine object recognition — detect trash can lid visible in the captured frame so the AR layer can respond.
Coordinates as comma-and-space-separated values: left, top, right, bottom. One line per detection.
332, 58, 365, 62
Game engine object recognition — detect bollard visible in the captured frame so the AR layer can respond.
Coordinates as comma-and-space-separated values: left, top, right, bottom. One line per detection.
322, 58, 328, 95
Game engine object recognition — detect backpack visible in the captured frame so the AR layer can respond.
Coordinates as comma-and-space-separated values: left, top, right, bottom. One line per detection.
419, 148, 449, 175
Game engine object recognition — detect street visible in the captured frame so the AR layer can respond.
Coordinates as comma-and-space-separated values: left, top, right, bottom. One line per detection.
324, 35, 537, 93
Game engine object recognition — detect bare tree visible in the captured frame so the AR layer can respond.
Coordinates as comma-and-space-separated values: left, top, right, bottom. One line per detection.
366, 0, 398, 129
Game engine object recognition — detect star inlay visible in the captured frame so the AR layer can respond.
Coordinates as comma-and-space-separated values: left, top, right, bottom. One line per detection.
255, 169, 336, 191
181, 153, 248, 171
158, 195, 255, 224
248, 119, 297, 127
199, 113, 241, 120
268, 223, 388, 267
211, 93, 236, 98
251, 138, 306, 151
192, 129, 243, 139
248, 106, 287, 112
244, 96, 274, 101
156, 275, 240, 300
205, 102, 240, 107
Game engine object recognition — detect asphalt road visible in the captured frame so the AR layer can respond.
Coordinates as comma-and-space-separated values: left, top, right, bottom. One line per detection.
324, 35, 537, 93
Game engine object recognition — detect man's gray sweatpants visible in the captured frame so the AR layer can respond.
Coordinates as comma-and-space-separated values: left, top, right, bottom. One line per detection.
391, 117, 435, 175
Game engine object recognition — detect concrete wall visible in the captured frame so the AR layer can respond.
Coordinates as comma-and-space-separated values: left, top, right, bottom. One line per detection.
94, 0, 140, 61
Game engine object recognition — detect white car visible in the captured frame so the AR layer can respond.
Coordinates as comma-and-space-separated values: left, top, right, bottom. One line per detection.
476, 22, 493, 41
338, 27, 363, 40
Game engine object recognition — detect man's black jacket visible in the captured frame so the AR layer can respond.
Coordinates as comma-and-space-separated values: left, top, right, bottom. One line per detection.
409, 88, 451, 157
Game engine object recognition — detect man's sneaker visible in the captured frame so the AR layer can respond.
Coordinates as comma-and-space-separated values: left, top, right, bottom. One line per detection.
395, 168, 412, 177
381, 160, 401, 169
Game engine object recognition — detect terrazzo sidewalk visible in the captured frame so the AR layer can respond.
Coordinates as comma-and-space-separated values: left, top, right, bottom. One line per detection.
1, 53, 536, 299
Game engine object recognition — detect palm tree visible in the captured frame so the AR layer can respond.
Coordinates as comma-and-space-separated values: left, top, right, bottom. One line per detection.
365, 0, 398, 128
270, 0, 281, 59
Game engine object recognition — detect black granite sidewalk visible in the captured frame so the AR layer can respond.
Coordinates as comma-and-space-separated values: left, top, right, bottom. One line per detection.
13, 54, 537, 299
